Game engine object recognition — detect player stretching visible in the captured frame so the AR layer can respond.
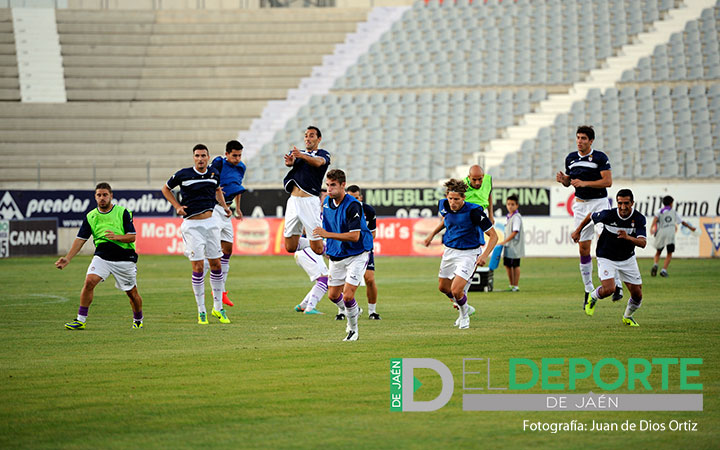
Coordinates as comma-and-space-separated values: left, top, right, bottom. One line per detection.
162, 144, 232, 325
313, 170, 374, 341
650, 195, 696, 277
423, 179, 497, 329
209, 140, 247, 307
346, 185, 381, 320
556, 125, 623, 309
57, 182, 144, 330
572, 189, 647, 326
283, 126, 332, 316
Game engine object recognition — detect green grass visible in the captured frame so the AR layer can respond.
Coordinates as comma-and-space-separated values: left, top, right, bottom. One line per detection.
1, 255, 718, 449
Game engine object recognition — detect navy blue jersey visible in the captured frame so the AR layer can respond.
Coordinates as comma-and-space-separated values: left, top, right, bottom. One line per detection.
564, 149, 611, 200
361, 202, 377, 232
591, 208, 647, 261
283, 149, 330, 196
322, 194, 373, 260
166, 167, 220, 219
211, 156, 247, 204
78, 207, 138, 263
439, 199, 493, 250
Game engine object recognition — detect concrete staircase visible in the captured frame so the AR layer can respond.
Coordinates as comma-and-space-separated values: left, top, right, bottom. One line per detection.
0, 9, 19, 101
0, 7, 369, 189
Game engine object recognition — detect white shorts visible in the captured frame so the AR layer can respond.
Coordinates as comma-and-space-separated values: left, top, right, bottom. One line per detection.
328, 252, 370, 287
573, 197, 612, 242
87, 255, 137, 291
654, 227, 676, 250
181, 217, 222, 261
597, 256, 642, 285
284, 195, 323, 240
213, 204, 233, 243
439, 246, 483, 281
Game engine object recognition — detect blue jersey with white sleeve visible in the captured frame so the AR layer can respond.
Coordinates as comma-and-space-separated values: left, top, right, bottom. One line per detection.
323, 194, 373, 260
591, 208, 647, 261
564, 149, 611, 200
211, 156, 247, 204
283, 149, 330, 197
166, 167, 220, 219
439, 199, 493, 249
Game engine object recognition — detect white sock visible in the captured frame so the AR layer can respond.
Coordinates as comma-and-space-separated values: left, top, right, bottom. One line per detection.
580, 262, 594, 292
299, 291, 312, 309
346, 304, 359, 331
368, 303, 376, 314
192, 271, 206, 313
624, 298, 642, 317
209, 269, 224, 312
305, 279, 328, 311
76, 314, 87, 323
221, 257, 230, 285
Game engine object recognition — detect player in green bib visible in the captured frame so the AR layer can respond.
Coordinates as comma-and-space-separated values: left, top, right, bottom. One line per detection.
56, 182, 144, 330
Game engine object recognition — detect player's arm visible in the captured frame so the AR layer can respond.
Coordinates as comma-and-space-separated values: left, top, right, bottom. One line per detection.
290, 146, 327, 167
650, 216, 658, 235
423, 217, 446, 247
487, 192, 495, 224
104, 210, 136, 243
571, 213, 594, 242
232, 193, 243, 219
556, 171, 571, 187
476, 227, 498, 267
681, 220, 696, 232
499, 230, 518, 246
570, 169, 612, 188
161, 184, 186, 216
313, 228, 360, 242
215, 187, 231, 217
55, 237, 87, 269
617, 231, 647, 248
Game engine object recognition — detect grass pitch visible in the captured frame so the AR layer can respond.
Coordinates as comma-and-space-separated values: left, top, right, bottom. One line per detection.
1, 255, 718, 449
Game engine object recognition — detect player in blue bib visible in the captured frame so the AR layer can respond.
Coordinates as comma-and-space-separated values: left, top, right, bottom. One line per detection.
312, 170, 373, 341
209, 140, 247, 307
572, 189, 647, 327
423, 179, 498, 329
556, 125, 624, 308
162, 144, 232, 325
346, 185, 381, 320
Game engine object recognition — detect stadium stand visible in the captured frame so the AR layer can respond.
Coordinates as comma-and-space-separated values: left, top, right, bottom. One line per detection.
0, 8, 19, 101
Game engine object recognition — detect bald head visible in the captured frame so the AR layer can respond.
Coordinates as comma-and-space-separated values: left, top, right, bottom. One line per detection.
468, 165, 485, 189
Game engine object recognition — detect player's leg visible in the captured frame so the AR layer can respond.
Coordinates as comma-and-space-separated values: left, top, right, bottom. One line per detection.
365, 252, 380, 319
182, 221, 209, 324
125, 286, 144, 328
294, 248, 329, 314
620, 257, 644, 326
651, 248, 662, 276
340, 253, 368, 341
503, 257, 513, 290
327, 261, 348, 321
220, 240, 234, 306
206, 220, 229, 324
661, 244, 674, 277
586, 258, 616, 316
66, 256, 106, 330
512, 261, 521, 291
110, 260, 143, 328
450, 250, 478, 329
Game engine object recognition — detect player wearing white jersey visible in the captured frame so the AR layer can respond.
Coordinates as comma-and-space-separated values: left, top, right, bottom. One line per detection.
650, 195, 696, 277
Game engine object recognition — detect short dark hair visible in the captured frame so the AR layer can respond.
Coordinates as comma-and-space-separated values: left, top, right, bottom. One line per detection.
326, 169, 345, 184
576, 125, 595, 141
507, 194, 519, 204
662, 195, 674, 206
225, 140, 243, 153
95, 182, 112, 193
307, 126, 322, 138
444, 179, 467, 196
193, 144, 209, 155
617, 188, 634, 202
346, 184, 361, 194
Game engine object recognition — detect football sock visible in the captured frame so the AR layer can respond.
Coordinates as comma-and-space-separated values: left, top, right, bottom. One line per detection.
299, 291, 311, 309
368, 302, 376, 315
591, 286, 601, 300
344, 297, 359, 331
624, 297, 642, 317
192, 271, 206, 313
77, 306, 89, 323
331, 293, 345, 313
221, 253, 230, 284
133, 310, 143, 323
305, 276, 328, 311
579, 256, 594, 292
209, 269, 224, 312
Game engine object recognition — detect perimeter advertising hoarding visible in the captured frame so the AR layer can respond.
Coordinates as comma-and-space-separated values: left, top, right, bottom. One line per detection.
0, 219, 58, 258
134, 217, 709, 258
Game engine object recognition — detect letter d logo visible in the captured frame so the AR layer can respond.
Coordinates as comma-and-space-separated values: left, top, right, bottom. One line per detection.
390, 358, 453, 412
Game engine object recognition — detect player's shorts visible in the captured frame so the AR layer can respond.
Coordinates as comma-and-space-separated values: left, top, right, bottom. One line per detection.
366, 251, 375, 271
284, 195, 322, 240
213, 204, 233, 243
87, 255, 137, 291
653, 227, 676, 251
597, 255, 642, 285
328, 251, 370, 287
439, 246, 483, 281
503, 257, 521, 268
573, 197, 612, 242
181, 216, 222, 261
